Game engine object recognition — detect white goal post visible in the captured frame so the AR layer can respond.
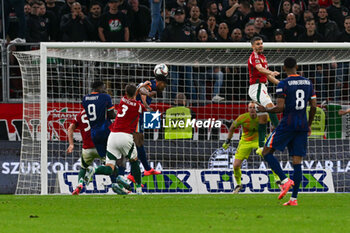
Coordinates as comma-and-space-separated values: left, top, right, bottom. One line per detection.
14, 42, 350, 195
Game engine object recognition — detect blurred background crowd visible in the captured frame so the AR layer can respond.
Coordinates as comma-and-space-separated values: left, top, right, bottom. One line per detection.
2, 0, 350, 43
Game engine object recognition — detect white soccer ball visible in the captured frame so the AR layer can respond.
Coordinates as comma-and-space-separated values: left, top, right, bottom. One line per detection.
153, 63, 169, 77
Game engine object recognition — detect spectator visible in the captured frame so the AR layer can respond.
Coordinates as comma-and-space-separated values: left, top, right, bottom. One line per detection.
161, 7, 194, 42
216, 22, 232, 42
327, 0, 349, 30
188, 6, 203, 31
3, 0, 27, 41
59, 0, 76, 20
205, 2, 220, 21
284, 13, 305, 42
298, 18, 324, 41
254, 16, 270, 40
292, 3, 304, 25
60, 2, 92, 41
98, 0, 129, 42
222, 0, 241, 30
303, 10, 314, 25
45, 0, 62, 21
186, 0, 197, 17
276, 0, 292, 29
162, 7, 195, 99
205, 15, 218, 41
273, 28, 284, 42
39, 1, 58, 41
86, 2, 102, 41
242, 22, 256, 41
24, 3, 32, 16
307, 0, 320, 18
231, 27, 242, 42
147, 0, 164, 41
317, 7, 339, 41
127, 0, 151, 41
243, 0, 273, 30
337, 16, 350, 41
26, 1, 48, 42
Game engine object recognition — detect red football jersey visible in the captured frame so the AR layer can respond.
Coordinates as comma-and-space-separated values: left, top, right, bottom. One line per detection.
110, 96, 146, 134
73, 110, 95, 149
248, 51, 268, 85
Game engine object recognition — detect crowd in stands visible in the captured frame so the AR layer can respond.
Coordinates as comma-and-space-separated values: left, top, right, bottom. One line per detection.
2, 0, 350, 43
1, 0, 350, 102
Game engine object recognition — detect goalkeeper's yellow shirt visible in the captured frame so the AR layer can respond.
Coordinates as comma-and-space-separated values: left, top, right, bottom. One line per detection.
232, 112, 260, 142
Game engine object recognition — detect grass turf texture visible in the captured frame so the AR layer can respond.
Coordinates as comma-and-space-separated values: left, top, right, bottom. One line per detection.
1, 194, 349, 233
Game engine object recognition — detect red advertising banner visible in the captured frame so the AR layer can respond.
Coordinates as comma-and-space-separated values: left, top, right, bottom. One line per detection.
0, 103, 248, 141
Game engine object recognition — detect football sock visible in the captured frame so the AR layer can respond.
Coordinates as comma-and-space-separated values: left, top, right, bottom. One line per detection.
258, 124, 267, 147
291, 164, 302, 198
110, 168, 118, 183
268, 113, 279, 128
137, 145, 151, 171
131, 160, 142, 185
78, 168, 86, 184
95, 165, 113, 175
234, 167, 242, 185
264, 153, 287, 181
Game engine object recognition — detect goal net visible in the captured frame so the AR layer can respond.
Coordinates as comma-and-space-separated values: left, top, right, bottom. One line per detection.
14, 43, 350, 194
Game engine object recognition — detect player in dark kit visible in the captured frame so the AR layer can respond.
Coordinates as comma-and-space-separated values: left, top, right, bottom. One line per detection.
82, 81, 124, 184
257, 57, 317, 206
127, 69, 167, 183
85, 83, 148, 194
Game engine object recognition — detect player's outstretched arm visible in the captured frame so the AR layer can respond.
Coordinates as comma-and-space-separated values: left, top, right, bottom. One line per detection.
338, 108, 350, 115
255, 64, 280, 85
67, 123, 77, 153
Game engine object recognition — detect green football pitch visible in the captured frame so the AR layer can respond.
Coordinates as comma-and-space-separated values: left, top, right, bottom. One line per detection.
1, 194, 349, 233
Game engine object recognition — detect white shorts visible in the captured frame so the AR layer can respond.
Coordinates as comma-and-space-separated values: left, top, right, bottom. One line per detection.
249, 83, 273, 106
81, 148, 101, 169
106, 132, 137, 165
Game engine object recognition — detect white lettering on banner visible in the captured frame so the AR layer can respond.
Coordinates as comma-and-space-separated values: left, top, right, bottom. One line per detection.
57, 169, 335, 194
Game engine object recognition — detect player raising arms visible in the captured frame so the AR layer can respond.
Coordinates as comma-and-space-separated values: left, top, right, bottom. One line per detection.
257, 57, 317, 205
85, 84, 147, 194
222, 102, 281, 194
67, 109, 101, 195
127, 65, 167, 182
248, 36, 280, 155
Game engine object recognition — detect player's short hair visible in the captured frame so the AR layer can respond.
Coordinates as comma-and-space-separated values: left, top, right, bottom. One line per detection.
125, 84, 137, 97
251, 36, 263, 45
174, 93, 186, 106
155, 75, 167, 83
345, 16, 350, 21
284, 57, 297, 69
91, 80, 104, 90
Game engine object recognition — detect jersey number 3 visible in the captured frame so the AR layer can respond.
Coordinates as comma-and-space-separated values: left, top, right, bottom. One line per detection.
117, 104, 128, 117
295, 89, 305, 110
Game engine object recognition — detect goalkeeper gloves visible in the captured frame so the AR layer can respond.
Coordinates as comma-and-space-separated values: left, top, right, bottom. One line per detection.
222, 138, 231, 149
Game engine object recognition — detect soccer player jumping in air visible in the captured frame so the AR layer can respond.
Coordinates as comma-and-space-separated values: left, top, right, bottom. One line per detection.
248, 36, 281, 155
257, 57, 317, 205
127, 66, 167, 183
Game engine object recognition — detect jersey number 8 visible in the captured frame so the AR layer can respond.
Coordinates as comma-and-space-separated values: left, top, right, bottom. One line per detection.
295, 89, 305, 110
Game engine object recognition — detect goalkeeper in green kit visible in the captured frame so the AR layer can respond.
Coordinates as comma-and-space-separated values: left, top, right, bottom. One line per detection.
222, 102, 281, 193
